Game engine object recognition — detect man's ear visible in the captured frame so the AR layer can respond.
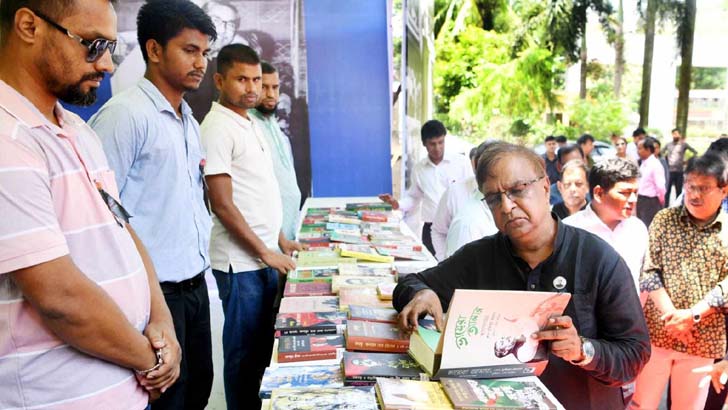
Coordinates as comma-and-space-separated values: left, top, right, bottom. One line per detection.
13, 8, 42, 45
592, 186, 604, 203
213, 72, 223, 92
146, 39, 162, 64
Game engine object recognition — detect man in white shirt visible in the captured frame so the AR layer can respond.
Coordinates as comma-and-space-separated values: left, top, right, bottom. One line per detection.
564, 157, 647, 291
637, 137, 666, 227
200, 44, 301, 409
379, 120, 471, 255
431, 141, 499, 260
628, 128, 646, 163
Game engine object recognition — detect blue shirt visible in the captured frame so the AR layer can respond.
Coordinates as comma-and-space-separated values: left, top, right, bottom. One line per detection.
89, 78, 211, 282
250, 109, 301, 240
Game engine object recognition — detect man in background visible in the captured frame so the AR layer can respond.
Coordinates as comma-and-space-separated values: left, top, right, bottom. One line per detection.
664, 127, 697, 204
636, 137, 666, 227
379, 120, 471, 256
549, 144, 584, 205
577, 133, 595, 168
628, 128, 647, 162
542, 135, 559, 183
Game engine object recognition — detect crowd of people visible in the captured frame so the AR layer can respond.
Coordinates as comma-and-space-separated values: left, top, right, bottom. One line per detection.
2, 0, 728, 410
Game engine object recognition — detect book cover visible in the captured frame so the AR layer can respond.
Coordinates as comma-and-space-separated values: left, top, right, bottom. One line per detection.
332, 275, 396, 293
279, 296, 339, 313
349, 305, 399, 323
330, 231, 370, 244
378, 282, 397, 300
278, 334, 344, 363
375, 246, 431, 262
338, 263, 395, 277
440, 377, 564, 410
339, 244, 395, 263
326, 222, 361, 232
343, 352, 424, 385
270, 387, 378, 410
409, 326, 443, 377
269, 339, 345, 368
339, 287, 393, 310
283, 281, 334, 297
346, 320, 410, 353
346, 202, 393, 211
327, 214, 363, 225
434, 290, 571, 380
375, 378, 454, 409
275, 311, 347, 336
287, 268, 338, 283
259, 365, 343, 399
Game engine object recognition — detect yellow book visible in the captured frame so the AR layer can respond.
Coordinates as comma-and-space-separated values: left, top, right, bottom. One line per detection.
375, 378, 453, 409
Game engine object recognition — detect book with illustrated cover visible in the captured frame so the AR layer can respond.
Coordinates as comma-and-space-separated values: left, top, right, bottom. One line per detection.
326, 222, 361, 232
287, 267, 338, 283
269, 339, 344, 368
346, 320, 410, 353
349, 305, 399, 323
275, 311, 347, 336
375, 246, 431, 261
259, 365, 343, 399
283, 281, 334, 297
342, 352, 425, 386
409, 290, 571, 380
327, 214, 362, 226
440, 377, 564, 409
338, 244, 395, 263
332, 275, 396, 293
338, 263, 395, 277
339, 287, 393, 310
296, 250, 357, 268
330, 231, 370, 244
270, 387, 378, 410
359, 211, 401, 223
375, 378, 454, 410
278, 334, 344, 363
279, 296, 339, 313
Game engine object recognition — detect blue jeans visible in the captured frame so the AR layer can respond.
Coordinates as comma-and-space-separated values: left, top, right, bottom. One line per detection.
213, 267, 277, 410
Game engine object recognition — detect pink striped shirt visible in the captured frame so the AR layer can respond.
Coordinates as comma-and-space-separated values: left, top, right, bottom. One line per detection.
0, 81, 150, 409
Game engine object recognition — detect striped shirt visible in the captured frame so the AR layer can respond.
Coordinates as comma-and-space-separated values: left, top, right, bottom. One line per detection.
0, 81, 150, 409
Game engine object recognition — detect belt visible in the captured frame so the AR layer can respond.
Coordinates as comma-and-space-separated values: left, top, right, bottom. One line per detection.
160, 272, 205, 293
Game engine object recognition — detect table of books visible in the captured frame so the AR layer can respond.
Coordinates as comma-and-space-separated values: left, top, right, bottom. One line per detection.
260, 197, 564, 410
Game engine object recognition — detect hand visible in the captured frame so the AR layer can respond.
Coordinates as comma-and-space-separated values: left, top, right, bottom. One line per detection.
280, 239, 303, 256
138, 321, 181, 393
661, 309, 695, 345
148, 388, 162, 402
261, 250, 296, 275
531, 316, 583, 362
397, 289, 444, 334
694, 360, 728, 393
378, 194, 400, 210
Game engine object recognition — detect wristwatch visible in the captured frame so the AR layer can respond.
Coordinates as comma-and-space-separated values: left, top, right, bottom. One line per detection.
691, 308, 702, 323
571, 337, 595, 366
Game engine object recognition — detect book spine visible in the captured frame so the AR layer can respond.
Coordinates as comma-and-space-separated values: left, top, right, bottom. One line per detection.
346, 337, 409, 353
278, 350, 337, 363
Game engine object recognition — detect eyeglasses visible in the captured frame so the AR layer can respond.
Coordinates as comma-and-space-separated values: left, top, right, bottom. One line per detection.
683, 183, 722, 196
482, 176, 545, 209
33, 10, 117, 63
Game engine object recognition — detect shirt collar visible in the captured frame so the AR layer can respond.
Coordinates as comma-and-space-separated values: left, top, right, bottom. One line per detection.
0, 80, 76, 136
137, 78, 192, 118
679, 204, 726, 230
209, 101, 254, 129
425, 152, 454, 167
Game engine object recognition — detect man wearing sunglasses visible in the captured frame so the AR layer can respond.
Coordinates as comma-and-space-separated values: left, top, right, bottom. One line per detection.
394, 142, 650, 409
0, 0, 179, 409
89, 0, 217, 408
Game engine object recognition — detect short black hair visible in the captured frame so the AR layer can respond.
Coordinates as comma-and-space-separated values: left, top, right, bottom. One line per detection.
217, 43, 259, 74
632, 128, 646, 138
261, 61, 277, 75
588, 157, 639, 196
641, 136, 657, 153
577, 133, 595, 145
555, 135, 567, 144
672, 128, 681, 134
557, 144, 584, 165
685, 152, 728, 187
421, 120, 446, 144
137, 0, 217, 63
545, 135, 556, 143
708, 137, 728, 156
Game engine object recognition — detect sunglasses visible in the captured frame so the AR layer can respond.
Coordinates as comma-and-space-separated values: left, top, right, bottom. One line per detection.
33, 10, 117, 63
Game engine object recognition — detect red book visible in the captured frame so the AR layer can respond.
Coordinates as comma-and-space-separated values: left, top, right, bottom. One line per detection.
345, 320, 409, 353
275, 311, 347, 336
283, 281, 334, 297
277, 334, 344, 363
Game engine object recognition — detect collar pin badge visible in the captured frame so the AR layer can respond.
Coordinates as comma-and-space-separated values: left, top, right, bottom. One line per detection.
553, 276, 567, 290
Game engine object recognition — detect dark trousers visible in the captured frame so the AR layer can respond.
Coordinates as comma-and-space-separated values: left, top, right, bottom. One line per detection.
213, 267, 278, 410
668, 171, 684, 205
422, 222, 435, 257
152, 276, 213, 410
637, 195, 662, 228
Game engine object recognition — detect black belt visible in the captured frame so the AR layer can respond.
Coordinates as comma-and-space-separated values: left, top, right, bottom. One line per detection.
160, 272, 205, 293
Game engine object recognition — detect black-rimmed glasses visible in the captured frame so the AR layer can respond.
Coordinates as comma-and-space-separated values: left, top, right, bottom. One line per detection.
482, 176, 545, 209
33, 10, 117, 63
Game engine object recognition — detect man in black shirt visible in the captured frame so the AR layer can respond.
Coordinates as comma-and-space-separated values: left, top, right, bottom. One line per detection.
394, 142, 650, 410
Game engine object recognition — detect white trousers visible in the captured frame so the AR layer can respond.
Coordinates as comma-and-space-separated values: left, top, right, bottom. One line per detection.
630, 345, 714, 410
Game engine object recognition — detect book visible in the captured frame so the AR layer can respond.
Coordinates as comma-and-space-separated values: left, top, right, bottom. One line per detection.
270, 339, 345, 368
278, 334, 344, 363
328, 214, 363, 225
378, 282, 397, 300
375, 246, 431, 261
410, 290, 571, 380
270, 387, 378, 410
330, 231, 370, 244
296, 250, 357, 267
349, 305, 399, 323
287, 267, 338, 283
375, 378, 454, 409
440, 377, 564, 409
332, 275, 396, 293
359, 211, 400, 223
339, 287, 393, 310
408, 326, 444, 378
283, 281, 334, 297
338, 263, 395, 277
343, 352, 425, 386
259, 365, 344, 399
275, 311, 347, 336
338, 244, 395, 263
279, 296, 339, 313
346, 202, 393, 211
346, 320, 410, 353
